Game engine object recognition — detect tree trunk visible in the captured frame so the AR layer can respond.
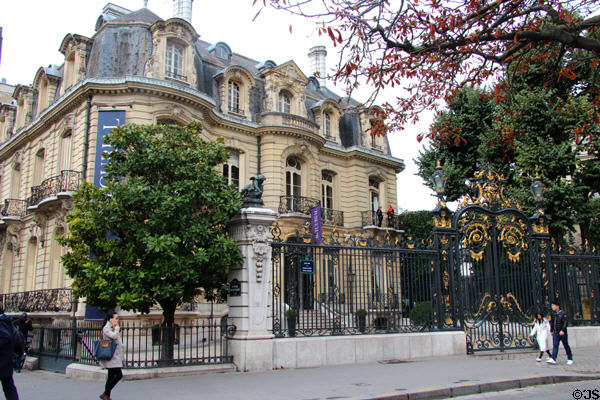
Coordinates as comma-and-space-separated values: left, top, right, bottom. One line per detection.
159, 301, 176, 365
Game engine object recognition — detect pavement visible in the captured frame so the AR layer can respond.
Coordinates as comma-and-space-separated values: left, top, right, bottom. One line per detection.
14, 346, 600, 400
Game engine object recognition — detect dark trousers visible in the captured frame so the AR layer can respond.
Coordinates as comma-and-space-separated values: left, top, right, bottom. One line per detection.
104, 367, 123, 397
551, 333, 573, 360
0, 374, 19, 400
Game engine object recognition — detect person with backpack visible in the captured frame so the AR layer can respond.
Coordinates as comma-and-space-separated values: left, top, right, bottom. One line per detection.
0, 305, 19, 400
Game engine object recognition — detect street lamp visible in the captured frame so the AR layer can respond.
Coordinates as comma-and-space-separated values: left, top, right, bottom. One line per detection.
432, 161, 448, 199
530, 174, 546, 207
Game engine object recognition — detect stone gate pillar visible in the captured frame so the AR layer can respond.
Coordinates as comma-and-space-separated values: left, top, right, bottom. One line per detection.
227, 207, 277, 371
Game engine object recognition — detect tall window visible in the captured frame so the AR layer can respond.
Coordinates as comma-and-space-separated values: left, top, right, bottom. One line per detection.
321, 171, 333, 210
323, 112, 331, 138
278, 91, 291, 113
33, 148, 45, 186
58, 131, 72, 172
286, 157, 301, 197
223, 153, 240, 189
166, 42, 184, 79
369, 178, 380, 212
228, 81, 240, 114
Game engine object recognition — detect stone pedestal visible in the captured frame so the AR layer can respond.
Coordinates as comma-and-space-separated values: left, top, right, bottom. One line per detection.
227, 207, 277, 371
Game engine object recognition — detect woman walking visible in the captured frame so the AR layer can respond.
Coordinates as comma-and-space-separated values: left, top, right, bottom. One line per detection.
99, 312, 123, 400
530, 312, 551, 361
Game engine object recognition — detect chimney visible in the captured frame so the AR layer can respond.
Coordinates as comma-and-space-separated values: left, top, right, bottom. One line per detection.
173, 0, 194, 24
308, 46, 327, 87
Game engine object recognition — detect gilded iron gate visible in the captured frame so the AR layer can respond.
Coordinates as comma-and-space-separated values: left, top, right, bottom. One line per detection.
448, 168, 540, 353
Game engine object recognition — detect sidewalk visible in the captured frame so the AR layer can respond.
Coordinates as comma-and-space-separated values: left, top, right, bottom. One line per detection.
14, 347, 600, 400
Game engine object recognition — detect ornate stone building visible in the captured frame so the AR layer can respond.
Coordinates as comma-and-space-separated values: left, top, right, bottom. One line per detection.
0, 2, 404, 320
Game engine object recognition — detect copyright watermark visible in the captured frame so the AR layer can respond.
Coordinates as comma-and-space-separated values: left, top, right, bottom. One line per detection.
573, 389, 600, 400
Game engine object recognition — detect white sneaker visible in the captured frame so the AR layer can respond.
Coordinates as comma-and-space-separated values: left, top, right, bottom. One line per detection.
536, 357, 542, 362
566, 360, 574, 365
546, 359, 556, 364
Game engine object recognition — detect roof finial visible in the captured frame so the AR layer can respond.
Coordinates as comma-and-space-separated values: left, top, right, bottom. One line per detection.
143, 0, 148, 7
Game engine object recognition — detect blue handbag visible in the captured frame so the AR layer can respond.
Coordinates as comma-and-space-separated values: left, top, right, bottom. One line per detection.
93, 339, 117, 361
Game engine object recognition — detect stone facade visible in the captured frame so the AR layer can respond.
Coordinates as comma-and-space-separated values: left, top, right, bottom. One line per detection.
0, 3, 404, 320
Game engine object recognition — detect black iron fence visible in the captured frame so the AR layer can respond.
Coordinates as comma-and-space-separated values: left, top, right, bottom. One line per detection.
272, 234, 439, 337
279, 196, 344, 227
28, 321, 234, 372
271, 222, 600, 340
1, 288, 73, 313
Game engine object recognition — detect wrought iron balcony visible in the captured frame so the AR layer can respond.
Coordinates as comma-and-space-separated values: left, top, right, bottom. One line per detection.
28, 170, 82, 207
361, 210, 401, 229
165, 71, 188, 82
0, 288, 73, 313
321, 208, 344, 227
1, 199, 29, 218
279, 196, 320, 215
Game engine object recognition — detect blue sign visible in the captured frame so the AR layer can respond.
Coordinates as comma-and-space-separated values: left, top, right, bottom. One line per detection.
94, 110, 126, 188
310, 205, 322, 244
300, 258, 314, 274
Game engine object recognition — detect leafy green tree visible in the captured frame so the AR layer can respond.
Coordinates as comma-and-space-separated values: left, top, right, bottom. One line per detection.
399, 210, 435, 242
59, 122, 243, 357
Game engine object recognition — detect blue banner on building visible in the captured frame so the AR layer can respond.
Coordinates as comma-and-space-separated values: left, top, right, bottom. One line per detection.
94, 110, 125, 188
310, 205, 322, 244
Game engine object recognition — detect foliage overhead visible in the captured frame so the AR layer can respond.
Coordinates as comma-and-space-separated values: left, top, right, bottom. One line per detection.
258, 0, 600, 142
59, 122, 243, 325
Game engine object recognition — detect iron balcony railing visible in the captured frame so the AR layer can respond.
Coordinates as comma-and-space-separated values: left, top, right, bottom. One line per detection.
279, 197, 344, 227
165, 71, 188, 82
0, 198, 29, 218
279, 195, 320, 215
361, 210, 401, 229
28, 170, 82, 207
0, 288, 73, 313
321, 208, 344, 227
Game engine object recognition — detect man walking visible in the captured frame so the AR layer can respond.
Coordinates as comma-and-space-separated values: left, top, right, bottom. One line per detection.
547, 300, 574, 365
0, 306, 19, 399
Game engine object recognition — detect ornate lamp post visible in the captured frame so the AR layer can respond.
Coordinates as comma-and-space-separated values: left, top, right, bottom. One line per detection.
431, 162, 451, 228
530, 173, 550, 234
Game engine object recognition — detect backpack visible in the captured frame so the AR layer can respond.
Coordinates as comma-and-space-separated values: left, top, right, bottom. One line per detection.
10, 320, 24, 358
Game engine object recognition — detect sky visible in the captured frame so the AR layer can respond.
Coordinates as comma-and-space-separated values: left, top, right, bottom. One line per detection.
0, 0, 438, 211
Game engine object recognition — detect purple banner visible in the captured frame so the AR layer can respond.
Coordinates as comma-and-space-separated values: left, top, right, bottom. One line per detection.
310, 205, 322, 244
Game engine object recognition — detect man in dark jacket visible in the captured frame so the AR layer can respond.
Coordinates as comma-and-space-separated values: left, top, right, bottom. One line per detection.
0, 306, 19, 399
547, 300, 574, 365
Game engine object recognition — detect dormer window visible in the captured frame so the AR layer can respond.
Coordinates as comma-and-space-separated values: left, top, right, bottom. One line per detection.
166, 41, 185, 80
228, 81, 241, 114
278, 91, 291, 114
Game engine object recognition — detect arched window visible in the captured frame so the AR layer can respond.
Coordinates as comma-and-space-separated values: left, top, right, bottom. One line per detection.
166, 41, 184, 80
278, 91, 291, 114
323, 112, 331, 138
228, 81, 240, 114
223, 152, 240, 189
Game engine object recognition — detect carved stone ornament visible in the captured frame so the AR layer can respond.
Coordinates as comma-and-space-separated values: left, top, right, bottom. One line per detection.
12, 151, 22, 170
247, 224, 271, 282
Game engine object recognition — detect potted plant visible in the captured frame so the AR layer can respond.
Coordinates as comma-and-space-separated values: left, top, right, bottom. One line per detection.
285, 309, 298, 337
356, 309, 367, 333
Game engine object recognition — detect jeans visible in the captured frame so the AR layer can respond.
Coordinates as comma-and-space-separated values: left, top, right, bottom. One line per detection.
104, 367, 123, 397
0, 374, 19, 400
551, 332, 573, 361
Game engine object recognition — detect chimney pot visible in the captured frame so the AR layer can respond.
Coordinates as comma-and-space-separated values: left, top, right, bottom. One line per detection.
308, 46, 327, 87
173, 0, 194, 23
